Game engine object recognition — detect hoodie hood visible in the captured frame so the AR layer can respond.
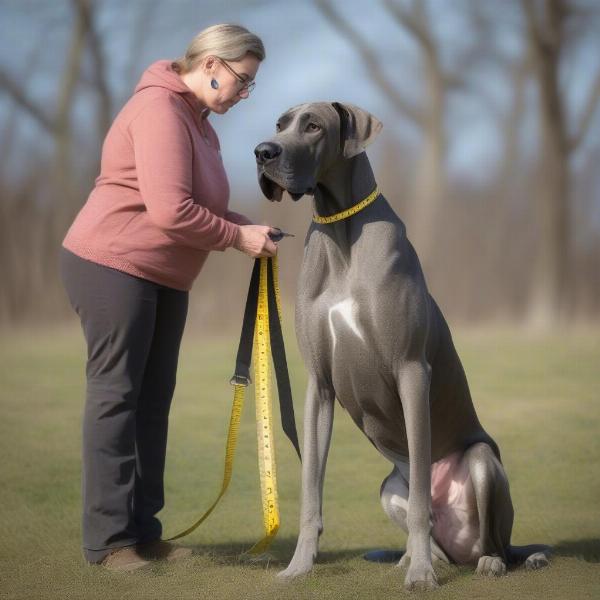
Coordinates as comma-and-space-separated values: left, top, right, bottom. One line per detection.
134, 59, 210, 119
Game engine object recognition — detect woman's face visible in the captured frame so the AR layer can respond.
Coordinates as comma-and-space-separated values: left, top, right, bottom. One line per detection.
203, 53, 261, 114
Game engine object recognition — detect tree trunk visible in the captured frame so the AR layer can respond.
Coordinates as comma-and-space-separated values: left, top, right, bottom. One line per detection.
524, 0, 571, 326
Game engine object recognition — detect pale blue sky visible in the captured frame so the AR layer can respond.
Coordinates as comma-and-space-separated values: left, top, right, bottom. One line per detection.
1, 0, 599, 210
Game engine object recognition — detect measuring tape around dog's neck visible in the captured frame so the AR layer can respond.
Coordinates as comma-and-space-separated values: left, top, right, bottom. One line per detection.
312, 186, 379, 224
167, 255, 300, 557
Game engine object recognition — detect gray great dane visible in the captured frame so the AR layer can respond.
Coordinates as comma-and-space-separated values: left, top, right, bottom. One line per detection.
254, 102, 550, 590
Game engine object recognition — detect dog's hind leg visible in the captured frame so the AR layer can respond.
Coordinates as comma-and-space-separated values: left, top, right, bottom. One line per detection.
465, 442, 514, 576
380, 464, 451, 565
278, 376, 335, 579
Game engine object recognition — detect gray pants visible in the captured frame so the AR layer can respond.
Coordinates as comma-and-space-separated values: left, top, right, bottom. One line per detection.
59, 247, 188, 563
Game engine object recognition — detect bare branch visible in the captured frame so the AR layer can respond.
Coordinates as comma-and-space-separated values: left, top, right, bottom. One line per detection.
497, 51, 531, 183
55, 0, 89, 131
75, 0, 112, 136
457, 0, 498, 78
383, 0, 434, 54
0, 36, 50, 180
570, 69, 600, 151
124, 0, 160, 94
314, 0, 424, 126
521, 0, 542, 46
0, 68, 56, 134
382, 0, 449, 131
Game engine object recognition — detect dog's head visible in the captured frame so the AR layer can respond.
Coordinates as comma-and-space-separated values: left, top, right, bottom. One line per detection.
255, 102, 382, 202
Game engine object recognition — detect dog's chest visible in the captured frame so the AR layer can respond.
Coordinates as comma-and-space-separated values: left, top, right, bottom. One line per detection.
294, 221, 430, 455
296, 228, 413, 371
296, 254, 409, 451
297, 263, 385, 373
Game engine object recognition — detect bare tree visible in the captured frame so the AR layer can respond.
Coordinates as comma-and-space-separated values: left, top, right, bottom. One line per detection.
522, 0, 600, 326
0, 0, 110, 322
314, 0, 488, 267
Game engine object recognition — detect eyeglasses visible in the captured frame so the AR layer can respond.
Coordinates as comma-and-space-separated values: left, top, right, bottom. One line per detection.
215, 57, 256, 96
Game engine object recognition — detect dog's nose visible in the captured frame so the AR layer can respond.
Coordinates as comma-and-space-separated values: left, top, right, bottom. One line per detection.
254, 142, 282, 165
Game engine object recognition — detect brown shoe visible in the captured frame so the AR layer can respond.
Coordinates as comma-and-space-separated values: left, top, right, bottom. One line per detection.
99, 546, 151, 572
136, 540, 193, 562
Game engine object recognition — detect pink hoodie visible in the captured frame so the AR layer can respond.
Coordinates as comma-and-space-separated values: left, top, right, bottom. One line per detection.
62, 59, 250, 291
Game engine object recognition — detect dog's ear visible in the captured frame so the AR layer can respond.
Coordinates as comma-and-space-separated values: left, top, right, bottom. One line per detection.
332, 102, 383, 159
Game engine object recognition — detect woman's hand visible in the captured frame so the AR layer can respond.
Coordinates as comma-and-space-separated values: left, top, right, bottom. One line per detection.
233, 225, 278, 258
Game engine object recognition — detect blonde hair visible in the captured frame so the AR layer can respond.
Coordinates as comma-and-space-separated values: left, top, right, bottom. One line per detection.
172, 24, 265, 74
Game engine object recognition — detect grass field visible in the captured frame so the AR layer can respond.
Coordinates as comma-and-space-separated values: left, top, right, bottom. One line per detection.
1, 323, 599, 599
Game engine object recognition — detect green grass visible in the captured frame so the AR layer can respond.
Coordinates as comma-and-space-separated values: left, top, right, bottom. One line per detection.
1, 324, 599, 599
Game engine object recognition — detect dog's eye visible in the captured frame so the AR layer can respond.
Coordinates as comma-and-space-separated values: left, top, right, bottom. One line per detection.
275, 122, 281, 132
307, 122, 321, 132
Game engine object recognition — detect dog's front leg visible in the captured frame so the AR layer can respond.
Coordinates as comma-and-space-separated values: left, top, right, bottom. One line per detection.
278, 376, 334, 579
398, 360, 438, 591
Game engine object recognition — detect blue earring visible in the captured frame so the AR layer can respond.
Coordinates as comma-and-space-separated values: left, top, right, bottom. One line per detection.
211, 78, 219, 89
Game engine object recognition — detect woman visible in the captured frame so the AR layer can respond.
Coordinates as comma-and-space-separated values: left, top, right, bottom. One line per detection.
59, 24, 277, 571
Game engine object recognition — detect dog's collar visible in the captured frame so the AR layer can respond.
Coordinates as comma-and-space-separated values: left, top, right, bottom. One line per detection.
312, 187, 379, 224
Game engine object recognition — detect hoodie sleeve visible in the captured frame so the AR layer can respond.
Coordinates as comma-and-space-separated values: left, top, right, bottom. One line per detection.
129, 94, 239, 251
224, 209, 253, 226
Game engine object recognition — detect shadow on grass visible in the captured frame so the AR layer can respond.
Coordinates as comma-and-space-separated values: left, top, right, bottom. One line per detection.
189, 538, 406, 566
553, 538, 600, 563
186, 538, 600, 585
188, 539, 466, 585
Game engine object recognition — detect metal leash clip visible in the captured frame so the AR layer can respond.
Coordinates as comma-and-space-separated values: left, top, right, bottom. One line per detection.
268, 227, 295, 242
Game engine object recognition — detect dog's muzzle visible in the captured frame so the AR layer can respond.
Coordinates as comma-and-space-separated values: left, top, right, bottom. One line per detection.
255, 142, 314, 202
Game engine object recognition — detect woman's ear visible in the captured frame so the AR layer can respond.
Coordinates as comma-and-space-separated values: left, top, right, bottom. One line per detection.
332, 102, 383, 158
203, 56, 216, 73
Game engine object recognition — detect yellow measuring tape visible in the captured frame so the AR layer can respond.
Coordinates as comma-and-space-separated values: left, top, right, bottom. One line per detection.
247, 256, 279, 554
167, 256, 286, 556
312, 186, 379, 224
166, 385, 244, 541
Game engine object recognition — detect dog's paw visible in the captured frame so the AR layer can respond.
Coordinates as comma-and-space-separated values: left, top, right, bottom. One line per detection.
404, 561, 438, 591
277, 537, 317, 581
276, 562, 312, 581
525, 551, 549, 570
398, 550, 447, 571
476, 555, 507, 576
